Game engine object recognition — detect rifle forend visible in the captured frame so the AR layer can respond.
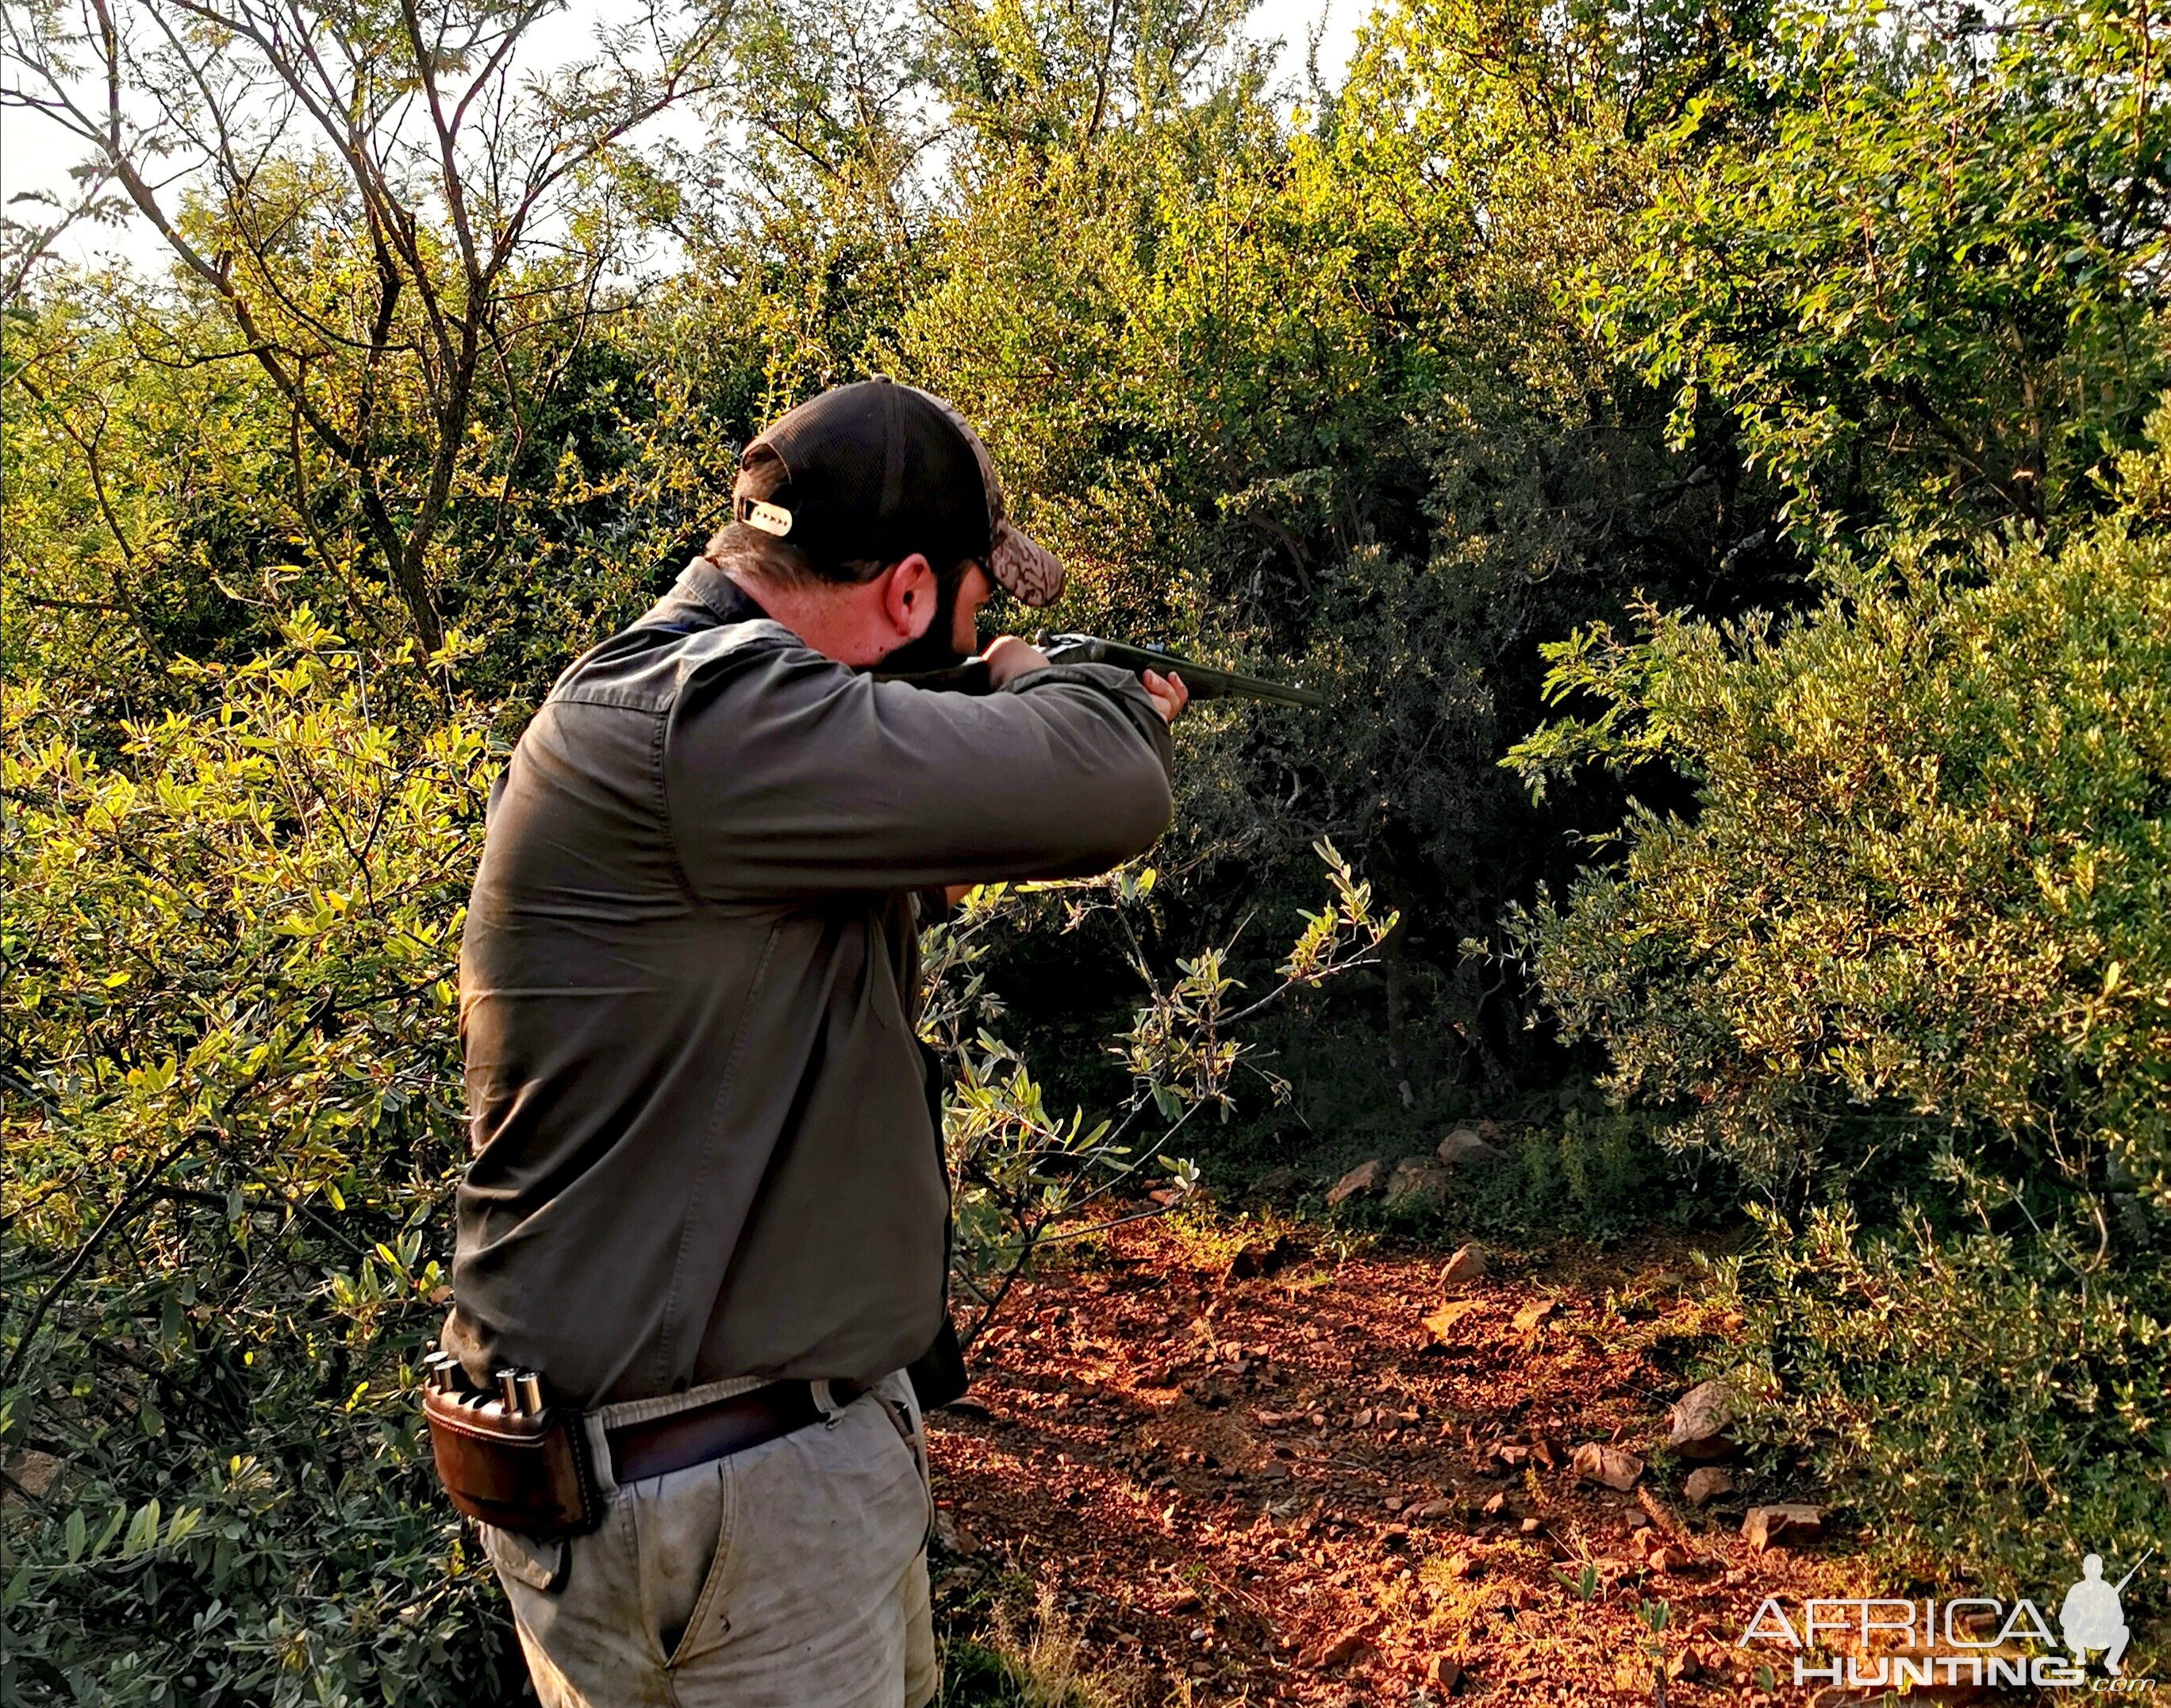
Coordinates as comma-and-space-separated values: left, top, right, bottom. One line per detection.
884, 633, 1325, 708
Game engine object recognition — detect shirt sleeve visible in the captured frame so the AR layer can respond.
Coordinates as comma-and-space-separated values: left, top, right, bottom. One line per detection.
663, 642, 1175, 899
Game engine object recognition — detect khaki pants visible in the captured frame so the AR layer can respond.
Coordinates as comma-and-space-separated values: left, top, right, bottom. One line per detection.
481, 1372, 938, 1707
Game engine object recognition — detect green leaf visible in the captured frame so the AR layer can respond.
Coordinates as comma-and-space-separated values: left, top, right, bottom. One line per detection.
121, 1499, 162, 1559
92, 1507, 127, 1556
64, 1506, 86, 1562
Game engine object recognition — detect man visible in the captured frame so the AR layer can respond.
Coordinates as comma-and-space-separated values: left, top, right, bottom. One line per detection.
440, 377, 1185, 1707
2060, 1553, 2134, 1675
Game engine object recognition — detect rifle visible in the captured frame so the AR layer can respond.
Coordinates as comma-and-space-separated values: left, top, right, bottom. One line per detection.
887, 633, 1325, 708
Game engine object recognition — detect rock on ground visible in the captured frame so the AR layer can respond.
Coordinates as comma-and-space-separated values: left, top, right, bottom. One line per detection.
1743, 1503, 1823, 1550
1439, 1243, 1487, 1284
1422, 1299, 1485, 1341
1682, 1466, 1735, 1506
1572, 1441, 1645, 1490
1667, 1378, 1738, 1460
2, 1450, 61, 1503
1325, 1159, 1384, 1207
1436, 1127, 1504, 1166
1385, 1157, 1454, 1207
1308, 1626, 1370, 1670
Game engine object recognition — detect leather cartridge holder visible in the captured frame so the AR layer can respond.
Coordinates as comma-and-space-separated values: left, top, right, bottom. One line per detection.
422, 1355, 877, 1539
422, 1360, 600, 1541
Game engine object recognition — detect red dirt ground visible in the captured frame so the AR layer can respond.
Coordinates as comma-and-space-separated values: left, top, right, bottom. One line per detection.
924, 1214, 1860, 1705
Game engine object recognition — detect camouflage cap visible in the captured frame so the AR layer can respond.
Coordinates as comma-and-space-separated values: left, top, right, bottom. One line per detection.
732, 378, 1065, 607
915, 390, 1065, 607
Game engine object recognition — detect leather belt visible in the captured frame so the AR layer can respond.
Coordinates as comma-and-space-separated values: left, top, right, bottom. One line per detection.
604, 1378, 867, 1485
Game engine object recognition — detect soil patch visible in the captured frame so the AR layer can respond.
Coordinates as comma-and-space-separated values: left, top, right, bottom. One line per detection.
928, 1216, 1850, 1703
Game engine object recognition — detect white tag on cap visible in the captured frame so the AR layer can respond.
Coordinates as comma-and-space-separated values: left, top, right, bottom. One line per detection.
744, 498, 793, 537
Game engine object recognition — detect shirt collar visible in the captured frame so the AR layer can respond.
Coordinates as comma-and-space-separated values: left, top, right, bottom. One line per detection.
674, 558, 770, 627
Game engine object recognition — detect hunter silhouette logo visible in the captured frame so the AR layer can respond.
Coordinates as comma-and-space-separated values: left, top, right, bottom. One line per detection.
2062, 1549, 2151, 1676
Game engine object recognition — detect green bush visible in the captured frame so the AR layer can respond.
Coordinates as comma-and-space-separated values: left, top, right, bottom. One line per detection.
1714, 1203, 2169, 1599
1346, 1111, 1706, 1245
1505, 423, 2171, 1588
1, 618, 518, 1704
1508, 466, 2171, 1208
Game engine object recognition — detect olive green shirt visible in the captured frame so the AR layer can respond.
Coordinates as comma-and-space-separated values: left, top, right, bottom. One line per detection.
444, 564, 1172, 1407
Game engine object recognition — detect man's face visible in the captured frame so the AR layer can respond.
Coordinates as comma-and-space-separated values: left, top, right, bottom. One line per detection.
859, 556, 997, 675
950, 562, 994, 654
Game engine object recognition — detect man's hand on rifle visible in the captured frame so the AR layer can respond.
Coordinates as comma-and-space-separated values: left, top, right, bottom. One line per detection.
1140, 668, 1189, 724
982, 635, 1189, 724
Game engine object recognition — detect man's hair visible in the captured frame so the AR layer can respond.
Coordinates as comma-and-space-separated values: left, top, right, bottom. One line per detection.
699, 521, 886, 590
700, 520, 976, 597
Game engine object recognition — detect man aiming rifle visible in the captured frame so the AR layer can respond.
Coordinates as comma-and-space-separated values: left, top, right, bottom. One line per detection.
431, 378, 1185, 1706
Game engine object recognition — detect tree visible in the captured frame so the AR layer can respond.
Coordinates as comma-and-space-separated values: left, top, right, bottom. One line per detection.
919, 0, 1260, 155
1600, 0, 2171, 539
5, 294, 267, 710
0, 155, 121, 311
2, 0, 732, 647
893, 0, 1798, 1097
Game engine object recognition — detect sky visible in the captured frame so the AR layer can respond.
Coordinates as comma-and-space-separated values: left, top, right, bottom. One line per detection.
0, 0, 1362, 278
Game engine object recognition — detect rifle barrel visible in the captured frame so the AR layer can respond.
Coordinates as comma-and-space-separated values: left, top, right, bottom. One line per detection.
879, 635, 1325, 708
1041, 635, 1324, 708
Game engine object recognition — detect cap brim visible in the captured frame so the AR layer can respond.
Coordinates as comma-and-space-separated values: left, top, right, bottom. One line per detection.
987, 520, 1064, 607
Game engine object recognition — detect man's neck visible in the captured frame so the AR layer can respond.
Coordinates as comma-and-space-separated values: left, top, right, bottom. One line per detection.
722, 566, 889, 666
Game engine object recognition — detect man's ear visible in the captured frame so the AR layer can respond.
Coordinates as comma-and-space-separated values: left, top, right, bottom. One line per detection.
879, 554, 938, 639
